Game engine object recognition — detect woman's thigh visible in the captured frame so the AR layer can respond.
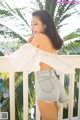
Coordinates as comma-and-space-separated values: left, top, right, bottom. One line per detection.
37, 100, 58, 120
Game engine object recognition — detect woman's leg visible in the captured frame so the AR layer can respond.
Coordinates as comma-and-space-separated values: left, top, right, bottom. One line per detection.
37, 100, 59, 120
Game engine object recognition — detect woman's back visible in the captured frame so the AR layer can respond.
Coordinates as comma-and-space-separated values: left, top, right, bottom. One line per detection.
31, 33, 57, 70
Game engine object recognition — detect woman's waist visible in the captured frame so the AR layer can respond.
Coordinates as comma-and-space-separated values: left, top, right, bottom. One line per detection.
40, 62, 53, 71
34, 69, 57, 79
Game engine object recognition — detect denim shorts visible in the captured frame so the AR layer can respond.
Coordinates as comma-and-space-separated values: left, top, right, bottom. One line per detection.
34, 69, 68, 106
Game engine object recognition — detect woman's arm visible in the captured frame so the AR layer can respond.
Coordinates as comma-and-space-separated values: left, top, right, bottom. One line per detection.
30, 33, 43, 47
0, 49, 12, 56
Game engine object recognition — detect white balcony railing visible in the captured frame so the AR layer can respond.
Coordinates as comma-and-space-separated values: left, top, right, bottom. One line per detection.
0, 55, 80, 120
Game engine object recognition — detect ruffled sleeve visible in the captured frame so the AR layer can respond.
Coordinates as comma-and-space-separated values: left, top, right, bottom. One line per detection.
9, 43, 40, 72
9, 43, 75, 74
39, 51, 74, 74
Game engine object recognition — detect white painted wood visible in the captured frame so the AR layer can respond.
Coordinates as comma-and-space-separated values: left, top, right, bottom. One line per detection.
0, 55, 80, 120
59, 55, 80, 68
9, 72, 15, 120
36, 101, 40, 120
78, 76, 80, 120
58, 74, 64, 120
58, 106, 63, 120
68, 74, 75, 120
23, 71, 28, 120
0, 55, 80, 72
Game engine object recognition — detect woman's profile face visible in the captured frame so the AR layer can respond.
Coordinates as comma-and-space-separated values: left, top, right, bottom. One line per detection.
31, 16, 46, 35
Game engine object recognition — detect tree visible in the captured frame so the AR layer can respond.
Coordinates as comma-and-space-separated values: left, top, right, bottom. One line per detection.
0, 0, 80, 54
0, 0, 80, 119
34, 0, 80, 54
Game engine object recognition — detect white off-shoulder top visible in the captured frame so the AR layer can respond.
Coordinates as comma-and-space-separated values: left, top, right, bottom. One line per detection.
10, 43, 74, 74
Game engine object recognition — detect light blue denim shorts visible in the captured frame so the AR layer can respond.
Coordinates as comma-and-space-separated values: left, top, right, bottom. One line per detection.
34, 69, 68, 106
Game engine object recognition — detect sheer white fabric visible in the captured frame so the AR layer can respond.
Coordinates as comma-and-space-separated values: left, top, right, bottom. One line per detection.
10, 43, 74, 74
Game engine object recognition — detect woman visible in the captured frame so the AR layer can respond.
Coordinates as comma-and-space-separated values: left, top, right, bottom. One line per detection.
4, 10, 74, 120
28, 10, 66, 120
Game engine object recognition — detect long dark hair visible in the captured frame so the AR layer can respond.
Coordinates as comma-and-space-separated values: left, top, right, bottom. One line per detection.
32, 10, 63, 50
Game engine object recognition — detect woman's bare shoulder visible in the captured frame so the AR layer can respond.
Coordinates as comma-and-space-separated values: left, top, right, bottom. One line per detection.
31, 33, 49, 47
34, 33, 49, 39
34, 33, 50, 44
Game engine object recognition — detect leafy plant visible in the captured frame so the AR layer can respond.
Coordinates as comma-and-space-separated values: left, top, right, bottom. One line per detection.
1, 72, 36, 120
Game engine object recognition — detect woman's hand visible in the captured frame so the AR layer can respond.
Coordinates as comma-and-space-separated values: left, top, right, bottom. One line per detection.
0, 48, 12, 56
3, 51, 11, 56
28, 36, 33, 43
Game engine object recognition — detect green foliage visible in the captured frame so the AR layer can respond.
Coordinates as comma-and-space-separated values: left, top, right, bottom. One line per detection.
0, 0, 80, 119
0, 41, 25, 54
0, 9, 9, 15
63, 69, 80, 118
61, 41, 80, 55
0, 1, 30, 43
45, 0, 57, 17
0, 51, 4, 56
28, 72, 36, 109
1, 72, 35, 120
64, 33, 80, 40
35, 0, 80, 54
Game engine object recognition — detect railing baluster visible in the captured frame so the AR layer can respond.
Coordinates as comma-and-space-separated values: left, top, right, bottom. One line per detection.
58, 73, 64, 120
9, 72, 15, 120
78, 76, 80, 120
36, 99, 40, 120
36, 102, 40, 120
0, 55, 80, 120
23, 71, 28, 120
68, 74, 75, 120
